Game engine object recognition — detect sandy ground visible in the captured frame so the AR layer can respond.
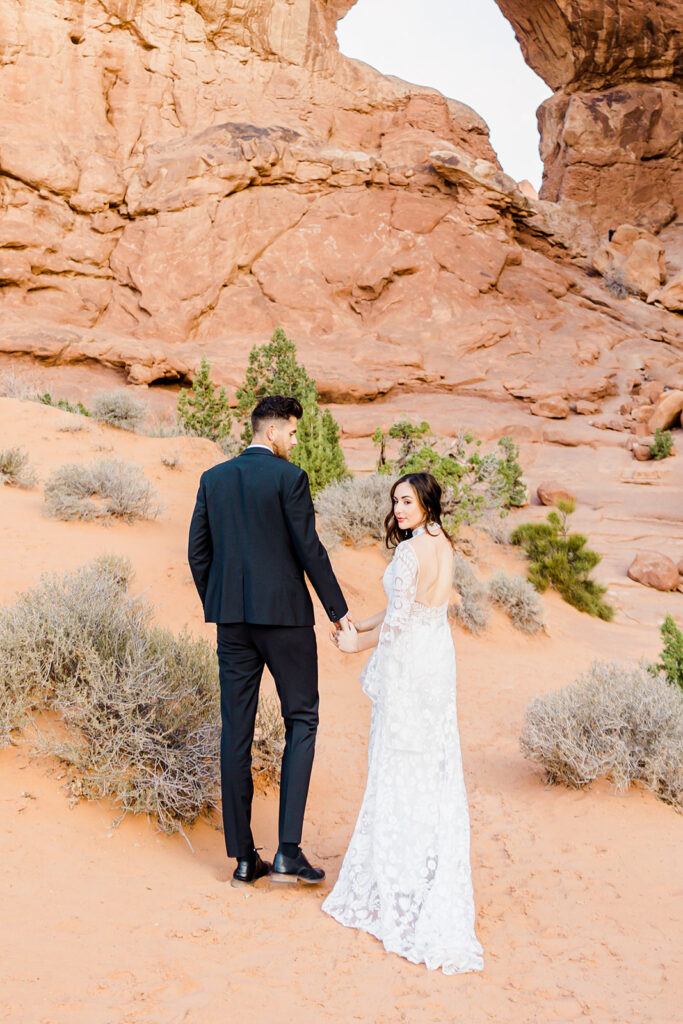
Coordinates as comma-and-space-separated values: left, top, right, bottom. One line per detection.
1, 394, 682, 1024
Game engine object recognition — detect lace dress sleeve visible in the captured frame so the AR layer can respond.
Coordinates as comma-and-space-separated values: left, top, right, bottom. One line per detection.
378, 542, 419, 646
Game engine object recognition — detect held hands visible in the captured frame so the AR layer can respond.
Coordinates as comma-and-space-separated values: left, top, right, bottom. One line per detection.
330, 613, 360, 654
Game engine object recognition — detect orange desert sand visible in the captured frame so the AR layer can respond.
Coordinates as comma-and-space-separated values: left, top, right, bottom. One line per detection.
1, 392, 682, 1024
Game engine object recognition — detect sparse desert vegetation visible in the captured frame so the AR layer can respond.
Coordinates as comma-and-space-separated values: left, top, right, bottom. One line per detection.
0, 369, 40, 401
0, 558, 284, 832
90, 389, 148, 432
315, 472, 396, 548
372, 420, 526, 531
651, 614, 683, 692
0, 447, 37, 488
649, 428, 674, 460
521, 660, 683, 809
235, 328, 348, 495
511, 500, 614, 620
449, 553, 490, 634
488, 569, 546, 634
43, 459, 161, 523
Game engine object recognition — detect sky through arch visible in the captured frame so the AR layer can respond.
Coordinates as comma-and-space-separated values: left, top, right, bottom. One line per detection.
336, 0, 551, 190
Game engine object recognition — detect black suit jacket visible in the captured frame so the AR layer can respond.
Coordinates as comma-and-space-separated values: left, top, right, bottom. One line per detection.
188, 447, 348, 626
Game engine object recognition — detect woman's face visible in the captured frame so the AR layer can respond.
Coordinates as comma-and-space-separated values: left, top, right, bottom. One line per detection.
392, 482, 425, 532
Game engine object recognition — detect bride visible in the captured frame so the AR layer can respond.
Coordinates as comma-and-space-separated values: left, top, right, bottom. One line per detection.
324, 472, 483, 975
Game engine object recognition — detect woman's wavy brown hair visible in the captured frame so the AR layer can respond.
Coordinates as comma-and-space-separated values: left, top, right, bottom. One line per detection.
384, 472, 450, 549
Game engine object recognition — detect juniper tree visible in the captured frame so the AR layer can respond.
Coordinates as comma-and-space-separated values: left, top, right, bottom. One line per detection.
652, 614, 683, 691
511, 500, 614, 620
235, 327, 348, 497
176, 358, 233, 450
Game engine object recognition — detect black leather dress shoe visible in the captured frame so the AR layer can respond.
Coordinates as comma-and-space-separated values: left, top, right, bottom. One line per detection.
271, 847, 325, 885
231, 850, 272, 887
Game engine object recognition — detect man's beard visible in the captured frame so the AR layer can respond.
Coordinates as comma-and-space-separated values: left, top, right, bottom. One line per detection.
272, 439, 290, 461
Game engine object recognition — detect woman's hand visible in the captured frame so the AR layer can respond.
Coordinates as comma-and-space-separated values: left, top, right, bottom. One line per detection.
330, 620, 360, 653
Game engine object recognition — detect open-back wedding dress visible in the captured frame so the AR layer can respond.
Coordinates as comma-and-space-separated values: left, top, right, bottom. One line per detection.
322, 539, 484, 975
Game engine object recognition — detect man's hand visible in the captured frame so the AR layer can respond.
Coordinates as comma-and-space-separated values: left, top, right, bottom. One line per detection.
330, 618, 359, 653
332, 613, 353, 633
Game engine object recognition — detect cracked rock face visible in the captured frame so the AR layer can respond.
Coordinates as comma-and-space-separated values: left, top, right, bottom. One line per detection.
495, 0, 683, 233
0, 0, 681, 396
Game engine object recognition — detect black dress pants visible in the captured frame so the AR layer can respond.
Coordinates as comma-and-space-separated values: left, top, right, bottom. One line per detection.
216, 622, 319, 859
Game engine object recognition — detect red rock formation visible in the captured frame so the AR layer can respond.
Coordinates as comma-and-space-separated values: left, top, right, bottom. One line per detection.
494, 0, 683, 234
0, 0, 681, 398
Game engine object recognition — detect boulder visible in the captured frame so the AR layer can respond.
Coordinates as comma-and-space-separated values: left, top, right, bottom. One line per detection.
627, 553, 680, 591
678, 558, 683, 577
593, 225, 667, 298
633, 443, 653, 461
537, 481, 576, 506
647, 390, 683, 432
530, 396, 570, 419
640, 381, 665, 403
649, 270, 683, 311
575, 400, 601, 415
633, 405, 655, 423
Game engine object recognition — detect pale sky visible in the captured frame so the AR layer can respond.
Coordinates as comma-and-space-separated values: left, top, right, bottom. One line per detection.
336, 0, 551, 190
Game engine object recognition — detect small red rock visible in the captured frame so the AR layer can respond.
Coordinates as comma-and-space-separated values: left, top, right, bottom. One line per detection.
627, 553, 680, 591
640, 381, 664, 403
530, 396, 570, 419
537, 481, 577, 506
575, 400, 600, 415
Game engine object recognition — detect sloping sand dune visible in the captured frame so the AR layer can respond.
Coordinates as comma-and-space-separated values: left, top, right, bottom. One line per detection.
1, 398, 681, 1024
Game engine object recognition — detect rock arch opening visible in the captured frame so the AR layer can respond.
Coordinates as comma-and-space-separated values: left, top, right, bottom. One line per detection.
336, 0, 551, 191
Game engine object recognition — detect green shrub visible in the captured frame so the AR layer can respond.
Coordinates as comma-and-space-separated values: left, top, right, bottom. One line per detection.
36, 392, 90, 416
235, 327, 348, 497
651, 614, 683, 692
0, 558, 284, 831
520, 660, 683, 808
176, 358, 235, 452
372, 420, 525, 531
0, 447, 37, 488
315, 473, 397, 548
511, 500, 614, 620
43, 459, 161, 523
487, 569, 545, 633
90, 389, 148, 432
496, 436, 527, 507
649, 428, 674, 460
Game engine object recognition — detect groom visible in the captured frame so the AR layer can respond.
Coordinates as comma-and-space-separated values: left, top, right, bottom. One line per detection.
188, 395, 349, 886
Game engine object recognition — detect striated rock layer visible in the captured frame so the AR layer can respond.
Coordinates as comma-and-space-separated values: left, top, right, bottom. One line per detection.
0, 0, 681, 396
495, 0, 683, 234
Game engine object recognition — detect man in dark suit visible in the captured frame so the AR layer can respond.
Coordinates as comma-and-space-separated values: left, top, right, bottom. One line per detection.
188, 395, 349, 886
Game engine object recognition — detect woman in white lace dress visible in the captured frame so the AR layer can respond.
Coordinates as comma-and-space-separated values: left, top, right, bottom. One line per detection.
324, 472, 483, 975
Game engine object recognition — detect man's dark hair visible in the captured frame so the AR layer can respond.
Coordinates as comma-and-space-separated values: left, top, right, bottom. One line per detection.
251, 395, 303, 435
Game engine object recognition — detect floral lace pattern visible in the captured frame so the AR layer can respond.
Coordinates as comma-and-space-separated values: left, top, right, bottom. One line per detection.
322, 541, 484, 975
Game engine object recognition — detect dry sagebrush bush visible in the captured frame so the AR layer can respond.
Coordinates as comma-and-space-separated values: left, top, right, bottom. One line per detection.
0, 557, 284, 831
43, 458, 161, 522
161, 449, 182, 470
488, 569, 546, 633
521, 661, 683, 808
0, 369, 40, 400
0, 446, 37, 488
90, 389, 148, 432
315, 472, 396, 548
449, 553, 490, 634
